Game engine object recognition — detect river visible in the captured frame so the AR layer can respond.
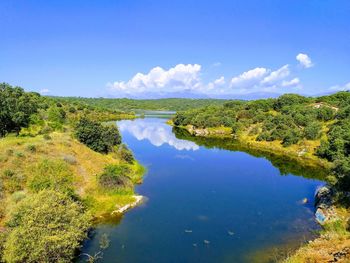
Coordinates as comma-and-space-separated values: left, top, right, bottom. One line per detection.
80, 117, 324, 262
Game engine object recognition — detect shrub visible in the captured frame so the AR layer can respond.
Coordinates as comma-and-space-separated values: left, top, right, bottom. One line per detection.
28, 159, 74, 196
39, 126, 52, 135
282, 129, 301, 147
6, 174, 25, 193
3, 169, 15, 178
75, 118, 121, 153
43, 134, 52, 140
15, 152, 24, 158
26, 144, 36, 152
304, 122, 322, 140
316, 106, 335, 121
3, 190, 91, 263
68, 106, 76, 113
98, 164, 132, 189
118, 144, 135, 164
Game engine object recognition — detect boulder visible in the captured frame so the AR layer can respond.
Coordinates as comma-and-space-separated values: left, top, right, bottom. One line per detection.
314, 185, 337, 225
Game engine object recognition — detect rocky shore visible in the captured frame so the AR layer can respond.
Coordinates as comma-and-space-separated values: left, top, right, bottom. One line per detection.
314, 185, 338, 225
112, 195, 144, 215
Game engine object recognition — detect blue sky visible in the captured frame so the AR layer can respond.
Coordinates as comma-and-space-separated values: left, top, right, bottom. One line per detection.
1, 0, 349, 98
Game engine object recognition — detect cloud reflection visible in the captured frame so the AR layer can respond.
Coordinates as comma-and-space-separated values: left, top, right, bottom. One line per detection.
118, 119, 199, 151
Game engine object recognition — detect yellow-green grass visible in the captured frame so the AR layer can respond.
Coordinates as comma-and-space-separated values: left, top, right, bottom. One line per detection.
0, 131, 144, 224
283, 208, 350, 263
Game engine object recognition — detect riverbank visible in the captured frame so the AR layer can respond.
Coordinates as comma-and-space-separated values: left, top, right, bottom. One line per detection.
170, 122, 331, 171
0, 129, 145, 224
171, 122, 350, 262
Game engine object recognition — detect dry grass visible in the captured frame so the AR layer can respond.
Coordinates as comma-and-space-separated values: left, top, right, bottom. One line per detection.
283, 209, 350, 263
0, 131, 144, 222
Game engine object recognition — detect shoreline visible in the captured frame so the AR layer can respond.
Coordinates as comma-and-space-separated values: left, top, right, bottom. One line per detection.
171, 123, 350, 262
171, 123, 331, 171
111, 195, 144, 215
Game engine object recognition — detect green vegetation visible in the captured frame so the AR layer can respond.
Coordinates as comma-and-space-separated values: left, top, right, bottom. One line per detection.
173, 92, 350, 191
3, 190, 91, 263
75, 118, 121, 153
98, 164, 132, 190
0, 83, 43, 136
53, 96, 227, 112
0, 83, 144, 262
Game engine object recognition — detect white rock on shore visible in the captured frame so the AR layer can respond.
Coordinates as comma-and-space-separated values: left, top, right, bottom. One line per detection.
111, 195, 144, 215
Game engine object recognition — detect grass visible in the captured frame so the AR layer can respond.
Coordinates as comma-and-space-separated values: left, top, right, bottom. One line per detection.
0, 130, 144, 224
283, 222, 350, 262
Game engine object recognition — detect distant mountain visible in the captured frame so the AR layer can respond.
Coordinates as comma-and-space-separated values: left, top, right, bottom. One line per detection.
105, 90, 282, 100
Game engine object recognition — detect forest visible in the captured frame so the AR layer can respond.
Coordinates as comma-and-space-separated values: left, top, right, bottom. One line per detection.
53, 96, 227, 112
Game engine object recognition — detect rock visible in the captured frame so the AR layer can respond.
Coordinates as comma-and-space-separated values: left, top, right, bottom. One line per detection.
314, 185, 337, 225
111, 195, 143, 215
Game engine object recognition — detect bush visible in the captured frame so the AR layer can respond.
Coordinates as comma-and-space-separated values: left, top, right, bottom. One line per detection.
6, 174, 25, 193
317, 107, 335, 121
282, 129, 301, 147
68, 106, 76, 113
304, 122, 322, 140
98, 164, 132, 189
15, 152, 24, 158
333, 157, 350, 191
26, 144, 36, 152
43, 134, 52, 140
118, 144, 135, 164
3, 190, 91, 263
28, 159, 74, 196
75, 118, 121, 153
3, 169, 15, 178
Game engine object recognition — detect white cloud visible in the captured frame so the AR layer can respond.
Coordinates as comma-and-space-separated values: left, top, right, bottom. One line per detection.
329, 81, 350, 91
230, 67, 268, 89
228, 65, 297, 94
207, 76, 225, 91
107, 62, 302, 97
262, 65, 290, 85
107, 64, 202, 95
282, 78, 300, 87
40, 89, 50, 94
296, 53, 313, 68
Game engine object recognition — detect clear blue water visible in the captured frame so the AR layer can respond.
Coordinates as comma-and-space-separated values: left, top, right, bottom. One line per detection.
80, 117, 324, 263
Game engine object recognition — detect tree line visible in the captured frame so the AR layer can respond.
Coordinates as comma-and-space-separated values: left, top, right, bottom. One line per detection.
173, 92, 350, 192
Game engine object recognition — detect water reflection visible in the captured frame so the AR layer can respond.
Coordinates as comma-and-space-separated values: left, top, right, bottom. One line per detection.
118, 119, 199, 151
173, 126, 328, 180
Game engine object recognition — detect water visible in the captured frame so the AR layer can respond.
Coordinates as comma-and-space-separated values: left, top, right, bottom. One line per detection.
80, 117, 324, 263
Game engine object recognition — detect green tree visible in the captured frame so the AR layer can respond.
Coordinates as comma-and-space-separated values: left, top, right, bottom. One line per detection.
0, 83, 40, 136
75, 118, 121, 153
